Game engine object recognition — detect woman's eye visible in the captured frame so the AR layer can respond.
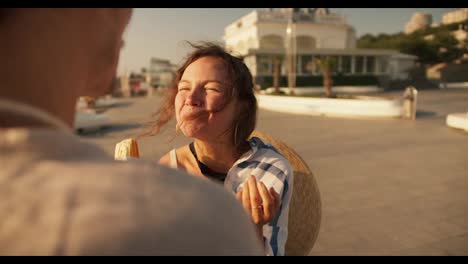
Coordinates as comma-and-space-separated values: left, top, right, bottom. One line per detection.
178, 87, 190, 91
205, 87, 220, 92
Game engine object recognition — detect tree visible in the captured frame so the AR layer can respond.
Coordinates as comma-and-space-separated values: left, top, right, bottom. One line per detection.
272, 56, 283, 94
314, 57, 337, 98
398, 36, 438, 65
357, 20, 468, 65
432, 31, 462, 63
357, 33, 377, 48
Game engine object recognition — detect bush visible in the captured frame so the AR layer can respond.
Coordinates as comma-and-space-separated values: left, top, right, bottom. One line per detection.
357, 19, 468, 65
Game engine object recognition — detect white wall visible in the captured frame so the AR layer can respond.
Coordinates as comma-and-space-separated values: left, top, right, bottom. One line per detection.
264, 86, 383, 95
346, 27, 357, 49
243, 56, 257, 76
224, 11, 258, 38
256, 94, 404, 118
255, 23, 351, 49
225, 26, 258, 56
446, 113, 468, 132
224, 12, 354, 53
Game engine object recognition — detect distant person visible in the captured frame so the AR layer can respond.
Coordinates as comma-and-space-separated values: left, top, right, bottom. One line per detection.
146, 43, 294, 256
0, 8, 262, 256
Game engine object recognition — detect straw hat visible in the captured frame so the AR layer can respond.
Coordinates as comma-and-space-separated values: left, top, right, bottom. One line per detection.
250, 130, 322, 256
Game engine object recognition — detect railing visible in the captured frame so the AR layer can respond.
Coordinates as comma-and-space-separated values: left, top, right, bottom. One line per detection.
257, 11, 345, 24
257, 11, 288, 22
315, 14, 346, 24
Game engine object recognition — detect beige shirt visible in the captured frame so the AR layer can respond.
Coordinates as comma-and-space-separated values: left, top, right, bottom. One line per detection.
0, 128, 263, 255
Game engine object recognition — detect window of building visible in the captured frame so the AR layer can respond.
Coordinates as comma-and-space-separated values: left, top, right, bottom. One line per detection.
328, 55, 339, 73
366, 56, 376, 74
376, 56, 388, 74
341, 56, 351, 74
257, 55, 272, 75
259, 35, 284, 50
300, 55, 314, 75
296, 36, 316, 50
355, 56, 364, 74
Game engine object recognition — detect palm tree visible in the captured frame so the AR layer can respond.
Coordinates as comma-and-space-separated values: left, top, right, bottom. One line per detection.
313, 57, 337, 98
272, 55, 282, 94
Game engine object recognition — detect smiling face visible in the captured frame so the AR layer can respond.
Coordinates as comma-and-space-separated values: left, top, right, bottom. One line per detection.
147, 43, 258, 149
174, 56, 237, 143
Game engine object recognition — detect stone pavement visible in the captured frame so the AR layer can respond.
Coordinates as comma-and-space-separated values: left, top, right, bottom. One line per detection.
81, 89, 468, 255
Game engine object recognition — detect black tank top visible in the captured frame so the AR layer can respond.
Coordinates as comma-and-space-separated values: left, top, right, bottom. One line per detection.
189, 142, 227, 183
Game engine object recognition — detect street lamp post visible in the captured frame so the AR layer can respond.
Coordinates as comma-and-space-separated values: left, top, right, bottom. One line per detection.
286, 11, 297, 95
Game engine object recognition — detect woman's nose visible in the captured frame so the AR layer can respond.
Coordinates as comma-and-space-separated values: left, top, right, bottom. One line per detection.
185, 90, 203, 107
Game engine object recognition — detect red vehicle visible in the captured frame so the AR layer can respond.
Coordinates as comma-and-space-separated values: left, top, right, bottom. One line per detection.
129, 74, 148, 96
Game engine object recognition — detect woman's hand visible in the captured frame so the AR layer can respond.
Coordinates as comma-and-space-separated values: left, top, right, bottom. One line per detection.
236, 175, 281, 239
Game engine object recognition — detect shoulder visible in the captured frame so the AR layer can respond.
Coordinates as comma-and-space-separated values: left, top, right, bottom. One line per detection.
3, 138, 264, 255
158, 152, 171, 166
55, 161, 263, 255
249, 137, 282, 158
158, 145, 188, 166
230, 138, 293, 193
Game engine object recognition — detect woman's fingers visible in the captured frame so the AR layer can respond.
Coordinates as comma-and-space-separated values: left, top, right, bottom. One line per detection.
248, 176, 263, 225
238, 177, 282, 226
257, 181, 274, 221
241, 180, 251, 214
236, 189, 243, 202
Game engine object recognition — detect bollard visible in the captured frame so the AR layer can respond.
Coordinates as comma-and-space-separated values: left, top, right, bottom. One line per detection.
403, 86, 418, 120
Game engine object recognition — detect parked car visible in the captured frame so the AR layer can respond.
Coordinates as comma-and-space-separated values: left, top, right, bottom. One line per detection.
76, 96, 119, 110
74, 109, 110, 133
95, 95, 119, 108
129, 73, 148, 96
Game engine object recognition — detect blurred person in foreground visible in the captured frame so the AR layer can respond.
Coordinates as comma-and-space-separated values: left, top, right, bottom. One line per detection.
0, 8, 262, 256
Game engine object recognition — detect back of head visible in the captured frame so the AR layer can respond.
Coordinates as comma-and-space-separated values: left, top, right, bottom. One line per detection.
0, 9, 132, 128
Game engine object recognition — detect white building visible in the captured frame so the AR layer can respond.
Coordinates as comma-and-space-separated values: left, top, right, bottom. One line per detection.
404, 12, 432, 34
442, 8, 468, 25
149, 58, 175, 88
223, 8, 417, 89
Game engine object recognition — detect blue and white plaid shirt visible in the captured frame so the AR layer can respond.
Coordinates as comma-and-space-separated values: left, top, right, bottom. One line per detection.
224, 137, 294, 256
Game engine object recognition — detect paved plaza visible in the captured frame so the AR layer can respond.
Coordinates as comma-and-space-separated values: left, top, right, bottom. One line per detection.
81, 89, 468, 255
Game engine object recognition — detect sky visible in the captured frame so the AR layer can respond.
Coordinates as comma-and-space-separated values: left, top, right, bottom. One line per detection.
117, 8, 457, 75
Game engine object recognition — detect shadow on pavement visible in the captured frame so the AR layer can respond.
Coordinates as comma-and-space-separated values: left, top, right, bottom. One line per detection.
77, 123, 142, 138
416, 110, 437, 118
93, 101, 134, 113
